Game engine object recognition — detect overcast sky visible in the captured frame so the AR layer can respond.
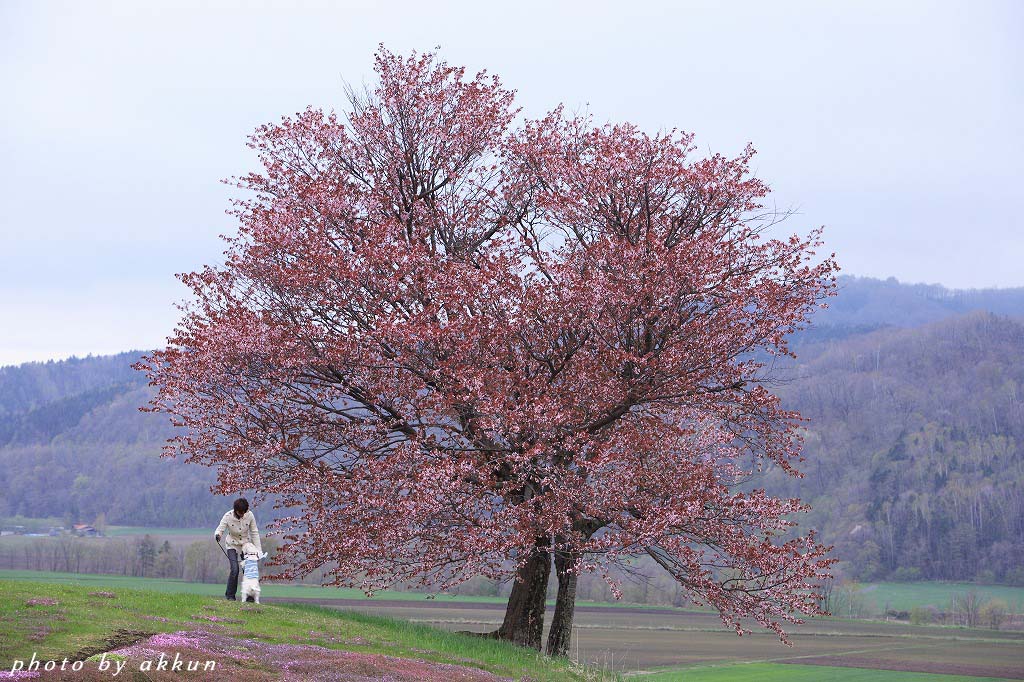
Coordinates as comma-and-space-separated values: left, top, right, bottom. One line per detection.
1, 0, 1021, 367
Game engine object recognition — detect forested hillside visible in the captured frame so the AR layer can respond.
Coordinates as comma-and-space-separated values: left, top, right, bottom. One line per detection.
0, 352, 226, 526
0, 277, 1021, 581
771, 312, 1024, 584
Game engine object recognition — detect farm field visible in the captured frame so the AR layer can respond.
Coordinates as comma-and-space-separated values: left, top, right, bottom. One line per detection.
288, 597, 1024, 678
642, 663, 1013, 681
102, 526, 209, 537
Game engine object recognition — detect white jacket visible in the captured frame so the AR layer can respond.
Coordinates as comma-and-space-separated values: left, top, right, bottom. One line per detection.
215, 510, 262, 554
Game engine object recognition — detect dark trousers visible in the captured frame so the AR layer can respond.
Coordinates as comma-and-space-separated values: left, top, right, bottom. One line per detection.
225, 548, 239, 599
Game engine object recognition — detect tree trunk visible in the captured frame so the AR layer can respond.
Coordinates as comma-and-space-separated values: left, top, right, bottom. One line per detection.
490, 536, 551, 649
546, 549, 579, 657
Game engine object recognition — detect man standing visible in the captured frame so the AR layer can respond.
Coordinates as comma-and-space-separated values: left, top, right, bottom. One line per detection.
214, 498, 262, 601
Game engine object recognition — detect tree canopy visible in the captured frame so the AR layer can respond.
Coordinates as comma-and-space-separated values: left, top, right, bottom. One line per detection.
141, 47, 837, 653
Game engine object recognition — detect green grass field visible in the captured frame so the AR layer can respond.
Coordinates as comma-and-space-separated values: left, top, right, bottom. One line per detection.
862, 582, 1024, 613
102, 525, 209, 537
0, 577, 600, 681
639, 663, 1012, 681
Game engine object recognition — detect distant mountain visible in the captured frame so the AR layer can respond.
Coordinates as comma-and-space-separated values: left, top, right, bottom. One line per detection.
0, 277, 1022, 582
0, 352, 144, 418
782, 276, 1024, 359
817, 275, 1024, 329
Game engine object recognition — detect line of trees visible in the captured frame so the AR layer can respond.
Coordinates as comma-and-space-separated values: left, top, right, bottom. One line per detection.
0, 535, 221, 581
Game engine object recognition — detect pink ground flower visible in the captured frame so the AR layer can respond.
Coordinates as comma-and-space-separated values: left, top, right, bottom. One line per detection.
23, 598, 57, 606
88, 591, 117, 598
190, 614, 243, 623
108, 629, 510, 681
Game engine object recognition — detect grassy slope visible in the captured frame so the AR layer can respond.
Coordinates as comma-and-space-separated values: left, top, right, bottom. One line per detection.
639, 663, 1011, 682
0, 578, 602, 681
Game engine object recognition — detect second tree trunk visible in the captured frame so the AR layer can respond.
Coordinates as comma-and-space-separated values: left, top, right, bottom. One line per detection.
545, 549, 579, 657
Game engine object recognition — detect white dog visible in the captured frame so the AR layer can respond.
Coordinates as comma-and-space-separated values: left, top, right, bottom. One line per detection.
240, 542, 267, 604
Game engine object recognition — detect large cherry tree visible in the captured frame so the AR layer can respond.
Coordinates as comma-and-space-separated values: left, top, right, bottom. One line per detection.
141, 48, 837, 656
